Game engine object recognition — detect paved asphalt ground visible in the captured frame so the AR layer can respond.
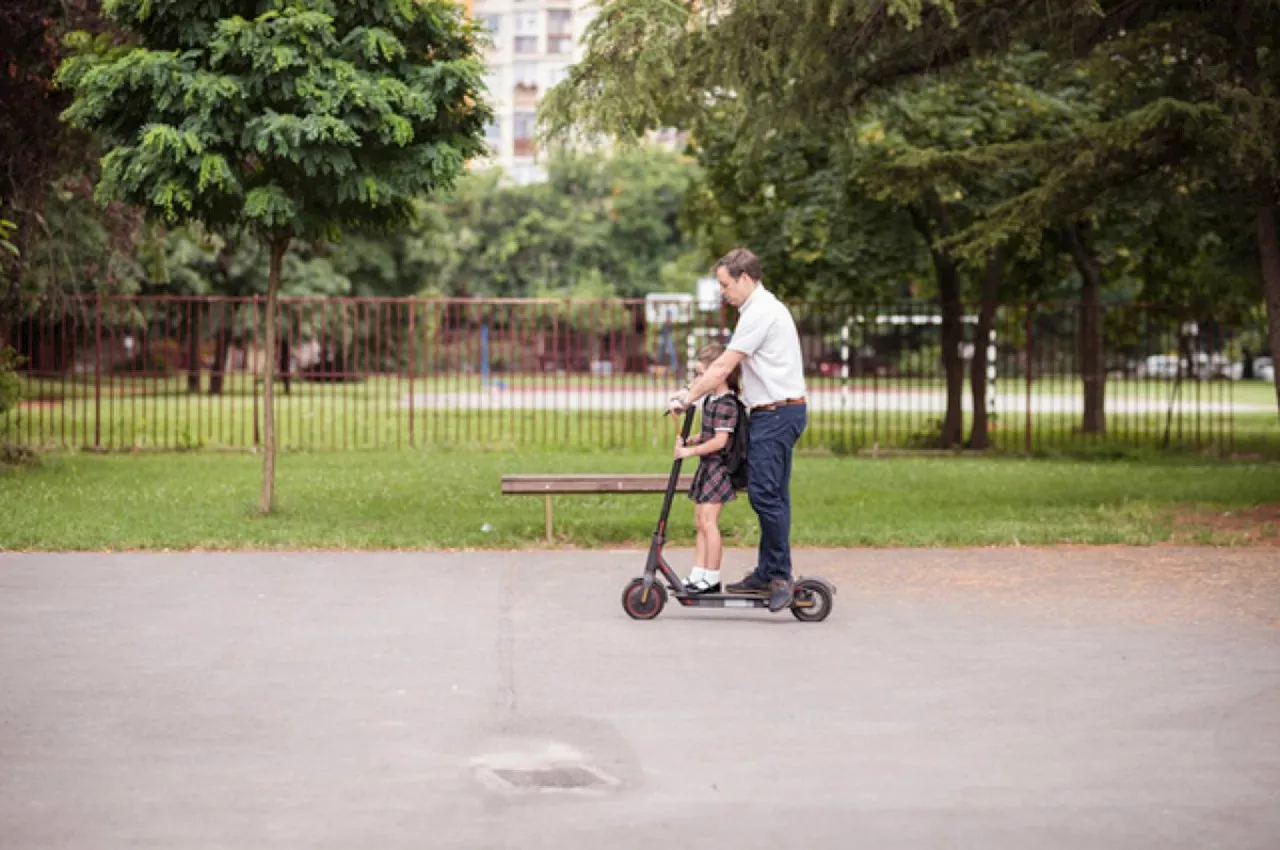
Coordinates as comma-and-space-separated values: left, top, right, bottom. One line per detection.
1, 547, 1277, 850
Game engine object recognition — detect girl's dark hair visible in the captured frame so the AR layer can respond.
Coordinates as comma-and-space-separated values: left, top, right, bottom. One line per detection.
695, 342, 741, 395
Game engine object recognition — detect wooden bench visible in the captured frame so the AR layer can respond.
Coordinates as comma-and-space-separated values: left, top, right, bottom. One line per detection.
501, 474, 695, 542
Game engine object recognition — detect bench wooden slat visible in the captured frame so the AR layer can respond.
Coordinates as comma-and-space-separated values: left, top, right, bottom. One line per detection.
501, 474, 695, 494
501, 474, 698, 541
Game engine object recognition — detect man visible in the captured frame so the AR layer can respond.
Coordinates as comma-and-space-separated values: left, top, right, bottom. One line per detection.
668, 248, 807, 613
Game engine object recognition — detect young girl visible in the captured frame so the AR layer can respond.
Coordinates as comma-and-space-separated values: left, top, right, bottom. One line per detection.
673, 343, 743, 594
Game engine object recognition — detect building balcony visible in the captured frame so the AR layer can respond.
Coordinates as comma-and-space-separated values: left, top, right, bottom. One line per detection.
513, 82, 540, 108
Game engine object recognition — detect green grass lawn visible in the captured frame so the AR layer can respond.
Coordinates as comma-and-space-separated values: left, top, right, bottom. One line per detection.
3, 448, 1277, 551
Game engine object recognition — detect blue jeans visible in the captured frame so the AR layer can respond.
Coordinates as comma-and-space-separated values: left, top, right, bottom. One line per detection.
747, 404, 807, 583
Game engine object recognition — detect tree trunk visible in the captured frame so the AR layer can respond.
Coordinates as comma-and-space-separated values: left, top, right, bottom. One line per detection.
259, 235, 289, 514
278, 328, 291, 396
186, 306, 201, 393
208, 322, 233, 396
938, 256, 965, 448
1064, 221, 1106, 435
1257, 200, 1280, 421
911, 199, 965, 448
208, 239, 238, 395
968, 250, 1003, 449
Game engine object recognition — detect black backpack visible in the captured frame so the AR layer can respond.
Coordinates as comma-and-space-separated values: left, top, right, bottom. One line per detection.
722, 394, 750, 491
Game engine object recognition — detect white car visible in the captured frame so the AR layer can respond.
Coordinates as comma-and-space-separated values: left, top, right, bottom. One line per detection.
1135, 355, 1182, 379
1256, 357, 1275, 382
1201, 354, 1242, 380
1136, 353, 1246, 380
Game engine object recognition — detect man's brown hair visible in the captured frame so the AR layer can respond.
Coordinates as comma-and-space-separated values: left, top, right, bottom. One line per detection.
714, 248, 762, 283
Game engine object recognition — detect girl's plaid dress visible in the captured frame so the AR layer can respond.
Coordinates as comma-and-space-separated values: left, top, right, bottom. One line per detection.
689, 393, 740, 504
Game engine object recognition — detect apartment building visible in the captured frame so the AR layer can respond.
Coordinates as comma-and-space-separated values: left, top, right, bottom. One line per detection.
470, 0, 594, 184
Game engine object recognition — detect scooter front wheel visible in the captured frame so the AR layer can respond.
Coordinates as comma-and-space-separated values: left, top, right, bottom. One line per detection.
622, 578, 667, 620
791, 578, 834, 622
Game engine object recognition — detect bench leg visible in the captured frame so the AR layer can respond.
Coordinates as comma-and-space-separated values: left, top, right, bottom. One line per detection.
544, 494, 553, 543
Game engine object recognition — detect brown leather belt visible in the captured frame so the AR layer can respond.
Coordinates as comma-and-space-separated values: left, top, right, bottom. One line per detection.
751, 396, 806, 413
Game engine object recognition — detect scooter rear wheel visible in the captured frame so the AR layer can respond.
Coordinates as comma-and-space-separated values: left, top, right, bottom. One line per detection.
791, 578, 833, 622
622, 578, 666, 620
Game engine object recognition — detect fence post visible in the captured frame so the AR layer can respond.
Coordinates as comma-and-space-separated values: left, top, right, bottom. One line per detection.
253, 296, 261, 447
94, 294, 102, 449
1024, 303, 1033, 455
408, 300, 415, 447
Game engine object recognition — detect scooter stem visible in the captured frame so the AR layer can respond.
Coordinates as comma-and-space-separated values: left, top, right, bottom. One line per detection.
654, 406, 697, 542
644, 405, 698, 591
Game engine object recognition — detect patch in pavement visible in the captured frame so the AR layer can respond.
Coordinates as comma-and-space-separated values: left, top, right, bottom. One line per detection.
470, 740, 621, 794
481, 765, 619, 792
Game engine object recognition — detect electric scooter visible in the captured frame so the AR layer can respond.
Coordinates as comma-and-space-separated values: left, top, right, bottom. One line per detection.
620, 406, 835, 622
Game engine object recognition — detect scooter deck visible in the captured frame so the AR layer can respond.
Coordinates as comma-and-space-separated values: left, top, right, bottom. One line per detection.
669, 590, 817, 609
674, 593, 769, 609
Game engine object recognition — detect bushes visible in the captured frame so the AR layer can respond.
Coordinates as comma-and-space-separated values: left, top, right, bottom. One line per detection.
0, 346, 22, 422
0, 346, 34, 465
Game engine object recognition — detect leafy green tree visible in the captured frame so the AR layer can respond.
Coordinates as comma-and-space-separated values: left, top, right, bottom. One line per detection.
554, 43, 1085, 446
0, 208, 16, 274
334, 199, 460, 297
868, 7, 1280, 420
0, 0, 113, 317
58, 0, 490, 511
15, 176, 150, 306
0, 212, 22, 459
544, 0, 1280, 421
844, 52, 1085, 443
146, 144, 692, 405
427, 147, 696, 298
0, 345, 25, 462
153, 226, 355, 394
679, 107, 926, 303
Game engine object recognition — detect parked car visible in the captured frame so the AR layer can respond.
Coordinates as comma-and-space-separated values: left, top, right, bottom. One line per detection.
1135, 353, 1245, 380
1203, 354, 1243, 381
1256, 357, 1275, 382
1134, 355, 1182, 379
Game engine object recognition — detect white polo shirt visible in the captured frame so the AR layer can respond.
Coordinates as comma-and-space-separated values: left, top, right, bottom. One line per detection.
726, 285, 807, 409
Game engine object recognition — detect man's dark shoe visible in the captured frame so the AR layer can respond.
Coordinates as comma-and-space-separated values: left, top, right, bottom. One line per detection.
768, 579, 793, 613
726, 572, 770, 595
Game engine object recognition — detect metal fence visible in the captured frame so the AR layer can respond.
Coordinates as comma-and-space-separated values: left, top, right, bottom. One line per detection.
3, 295, 1268, 454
